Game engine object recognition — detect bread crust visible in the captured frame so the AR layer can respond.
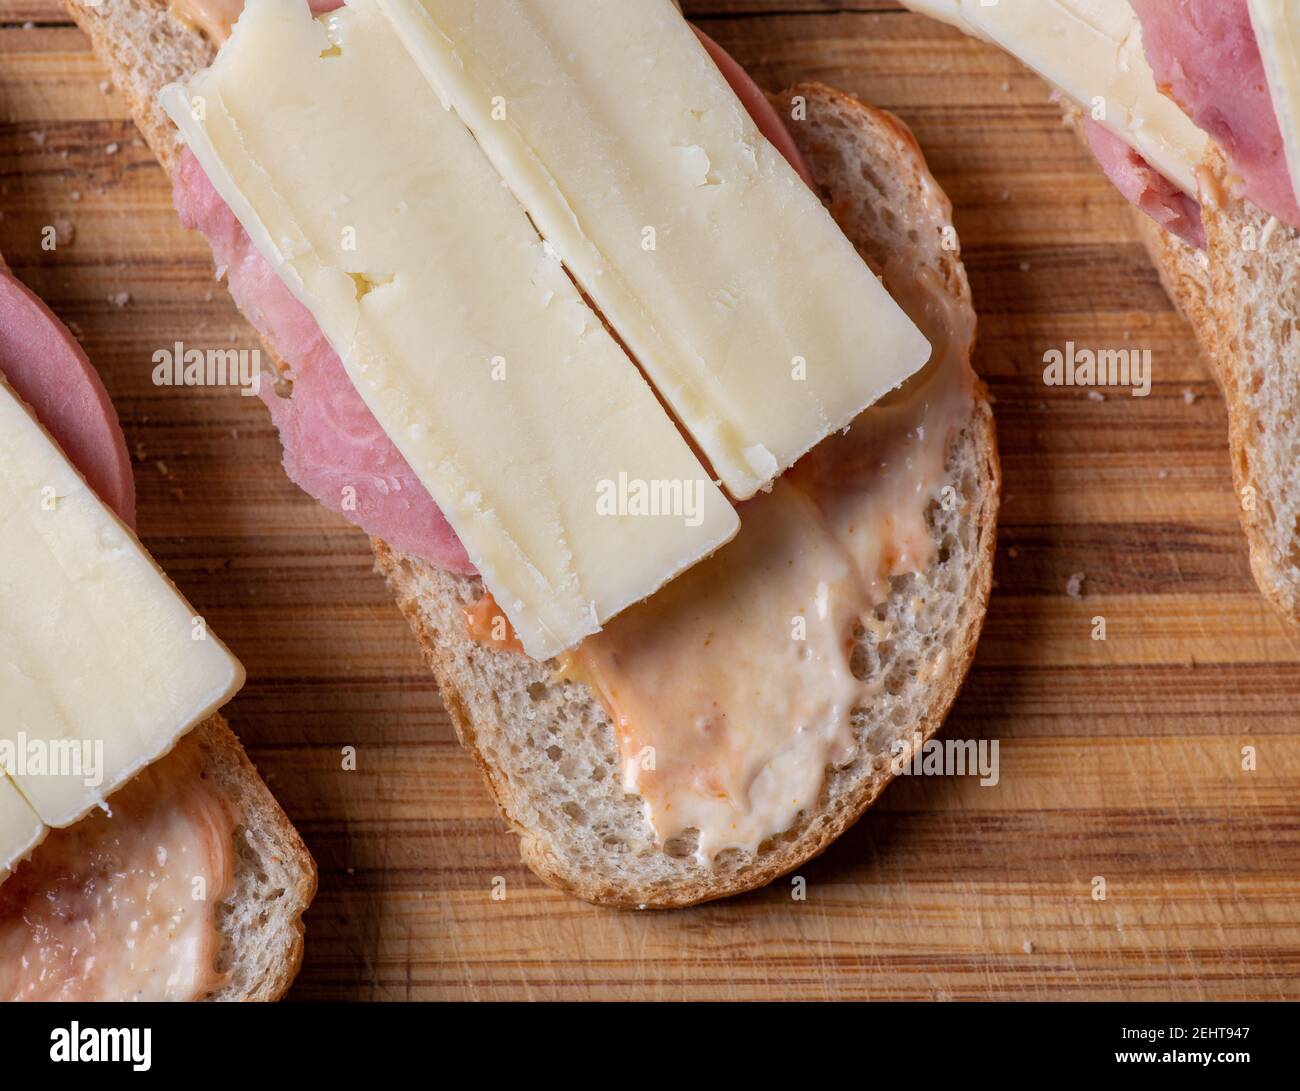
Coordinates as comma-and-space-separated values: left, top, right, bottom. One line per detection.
193, 715, 317, 1002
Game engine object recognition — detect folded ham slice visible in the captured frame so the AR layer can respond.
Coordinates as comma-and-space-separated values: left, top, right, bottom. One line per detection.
170, 24, 813, 573
1132, 0, 1300, 229
1083, 117, 1207, 248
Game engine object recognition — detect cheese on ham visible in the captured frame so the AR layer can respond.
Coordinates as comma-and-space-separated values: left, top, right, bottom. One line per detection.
170, 20, 814, 572
172, 151, 474, 572
1133, 0, 1300, 229
1084, 117, 1207, 248
0, 269, 136, 525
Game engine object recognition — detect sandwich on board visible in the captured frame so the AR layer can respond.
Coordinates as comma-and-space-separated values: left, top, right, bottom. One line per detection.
0, 253, 315, 998
903, 0, 1300, 631
66, 0, 1000, 907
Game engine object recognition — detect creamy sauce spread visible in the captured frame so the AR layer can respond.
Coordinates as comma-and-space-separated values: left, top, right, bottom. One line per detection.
169, 0, 245, 43
569, 230, 976, 862
0, 737, 238, 1001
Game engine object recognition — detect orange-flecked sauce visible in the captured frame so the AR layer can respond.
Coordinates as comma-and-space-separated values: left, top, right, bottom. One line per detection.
571, 254, 976, 862
462, 592, 525, 654
0, 737, 238, 1001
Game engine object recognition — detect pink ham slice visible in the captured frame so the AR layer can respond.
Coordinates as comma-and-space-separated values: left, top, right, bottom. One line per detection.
0, 269, 136, 526
1132, 0, 1300, 229
171, 23, 814, 573
173, 152, 473, 572
1083, 118, 1207, 248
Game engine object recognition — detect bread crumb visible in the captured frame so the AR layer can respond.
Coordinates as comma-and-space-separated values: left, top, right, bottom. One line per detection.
98, 80, 111, 94
53, 218, 75, 247
1066, 572, 1086, 598
1023, 939, 1035, 954
1007, 546, 1019, 559
1087, 390, 1105, 402
105, 142, 120, 155
29, 131, 46, 147
1157, 469, 1169, 480
108, 290, 131, 308
1182, 388, 1197, 405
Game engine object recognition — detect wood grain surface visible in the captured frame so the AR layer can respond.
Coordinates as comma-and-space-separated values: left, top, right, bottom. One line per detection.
2, 0, 1298, 1001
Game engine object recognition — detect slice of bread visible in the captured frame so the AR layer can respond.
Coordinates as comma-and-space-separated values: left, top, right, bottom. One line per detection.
1061, 103, 1299, 631
66, 0, 999, 906
1133, 157, 1300, 631
191, 714, 316, 1001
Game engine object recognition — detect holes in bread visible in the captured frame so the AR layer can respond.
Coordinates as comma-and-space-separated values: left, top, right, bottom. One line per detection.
849, 627, 881, 683
527, 681, 548, 702
883, 663, 911, 697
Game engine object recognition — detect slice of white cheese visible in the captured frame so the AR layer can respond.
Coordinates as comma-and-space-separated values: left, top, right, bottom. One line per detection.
377, 0, 932, 500
897, 0, 992, 40
1248, 0, 1300, 209
0, 377, 244, 832
902, 0, 1210, 197
160, 0, 738, 660
0, 773, 45, 884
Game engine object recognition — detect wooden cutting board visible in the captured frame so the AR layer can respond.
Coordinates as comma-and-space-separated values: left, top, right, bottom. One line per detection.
2, 0, 1298, 1001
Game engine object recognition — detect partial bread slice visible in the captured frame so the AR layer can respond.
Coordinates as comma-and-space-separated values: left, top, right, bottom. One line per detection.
378, 83, 999, 907
191, 714, 316, 1001
1133, 154, 1300, 630
66, 0, 998, 906
1061, 102, 1300, 630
